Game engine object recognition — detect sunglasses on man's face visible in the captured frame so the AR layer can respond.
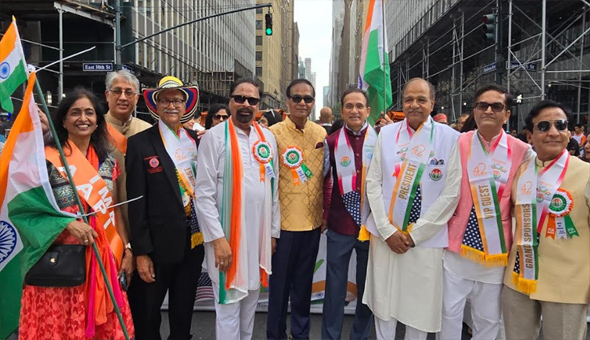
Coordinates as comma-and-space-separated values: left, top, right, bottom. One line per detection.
474, 102, 505, 113
231, 95, 260, 105
534, 119, 568, 132
290, 95, 315, 104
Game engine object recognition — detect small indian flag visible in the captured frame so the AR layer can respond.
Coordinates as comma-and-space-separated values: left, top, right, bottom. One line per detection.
0, 72, 75, 339
358, 0, 393, 125
0, 17, 28, 113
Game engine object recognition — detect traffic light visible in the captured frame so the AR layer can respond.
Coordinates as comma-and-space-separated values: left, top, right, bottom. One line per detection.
482, 13, 496, 43
265, 13, 273, 36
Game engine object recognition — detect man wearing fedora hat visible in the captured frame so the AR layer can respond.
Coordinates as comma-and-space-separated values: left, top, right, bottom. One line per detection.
126, 76, 204, 340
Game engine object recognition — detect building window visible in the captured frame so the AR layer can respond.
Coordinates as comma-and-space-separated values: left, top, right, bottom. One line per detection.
256, 36, 263, 45
256, 51, 262, 61
256, 8, 263, 14
256, 20, 262, 30
256, 67, 262, 76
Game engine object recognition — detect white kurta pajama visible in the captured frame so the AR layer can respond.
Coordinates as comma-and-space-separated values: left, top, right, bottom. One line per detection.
363, 120, 461, 338
196, 122, 280, 340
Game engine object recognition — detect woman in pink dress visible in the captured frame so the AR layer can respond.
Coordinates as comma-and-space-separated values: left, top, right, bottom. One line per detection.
16, 88, 134, 340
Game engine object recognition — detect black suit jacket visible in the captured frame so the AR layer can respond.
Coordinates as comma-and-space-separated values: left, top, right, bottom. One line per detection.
126, 124, 199, 264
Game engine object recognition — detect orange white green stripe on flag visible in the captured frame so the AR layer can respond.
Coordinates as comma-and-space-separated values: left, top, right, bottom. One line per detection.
358, 0, 392, 125
0, 18, 28, 113
0, 72, 76, 339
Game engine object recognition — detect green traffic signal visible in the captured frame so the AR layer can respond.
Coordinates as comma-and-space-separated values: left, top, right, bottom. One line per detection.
265, 13, 273, 36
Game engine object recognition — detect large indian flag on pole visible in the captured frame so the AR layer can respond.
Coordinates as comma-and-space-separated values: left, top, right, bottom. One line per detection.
0, 72, 75, 339
358, 0, 393, 125
0, 18, 28, 113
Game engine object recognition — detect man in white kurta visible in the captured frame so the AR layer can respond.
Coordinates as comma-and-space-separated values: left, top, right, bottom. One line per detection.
363, 78, 461, 340
196, 79, 280, 340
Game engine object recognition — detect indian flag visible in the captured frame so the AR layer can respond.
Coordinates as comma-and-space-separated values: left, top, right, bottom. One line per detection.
0, 18, 28, 113
358, 0, 393, 125
0, 72, 75, 339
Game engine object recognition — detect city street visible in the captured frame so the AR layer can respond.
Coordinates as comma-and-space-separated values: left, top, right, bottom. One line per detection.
159, 311, 590, 340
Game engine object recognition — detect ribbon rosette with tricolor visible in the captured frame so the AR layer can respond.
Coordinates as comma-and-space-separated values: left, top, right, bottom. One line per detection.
282, 145, 312, 185
253, 140, 275, 181
546, 188, 578, 239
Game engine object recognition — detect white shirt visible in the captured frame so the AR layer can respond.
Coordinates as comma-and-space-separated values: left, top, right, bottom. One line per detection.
196, 122, 280, 292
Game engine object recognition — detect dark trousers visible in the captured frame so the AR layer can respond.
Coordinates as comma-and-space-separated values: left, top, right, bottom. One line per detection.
321, 229, 372, 340
267, 228, 321, 340
128, 245, 204, 340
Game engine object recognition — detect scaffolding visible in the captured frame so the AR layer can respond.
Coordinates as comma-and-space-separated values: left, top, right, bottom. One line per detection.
390, 0, 590, 130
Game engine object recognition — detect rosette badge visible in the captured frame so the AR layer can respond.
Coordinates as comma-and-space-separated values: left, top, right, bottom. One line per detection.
546, 188, 578, 239
252, 140, 275, 181
282, 145, 313, 185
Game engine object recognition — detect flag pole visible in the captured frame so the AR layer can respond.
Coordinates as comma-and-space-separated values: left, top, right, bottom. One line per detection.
381, 0, 387, 118
32, 77, 130, 340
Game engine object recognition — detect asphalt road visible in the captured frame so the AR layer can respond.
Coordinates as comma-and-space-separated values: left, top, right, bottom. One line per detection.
161, 311, 590, 340
162, 311, 466, 340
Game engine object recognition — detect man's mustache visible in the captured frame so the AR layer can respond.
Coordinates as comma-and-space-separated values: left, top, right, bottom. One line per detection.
237, 108, 253, 115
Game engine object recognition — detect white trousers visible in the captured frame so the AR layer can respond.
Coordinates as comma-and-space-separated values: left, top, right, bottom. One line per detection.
375, 316, 427, 340
439, 268, 502, 340
212, 284, 260, 340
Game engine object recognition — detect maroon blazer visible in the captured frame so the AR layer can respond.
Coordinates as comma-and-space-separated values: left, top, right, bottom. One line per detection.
324, 126, 367, 236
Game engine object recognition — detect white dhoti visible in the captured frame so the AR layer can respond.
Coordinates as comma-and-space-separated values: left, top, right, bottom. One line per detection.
439, 267, 502, 340
363, 235, 444, 333
212, 283, 260, 340
375, 316, 428, 340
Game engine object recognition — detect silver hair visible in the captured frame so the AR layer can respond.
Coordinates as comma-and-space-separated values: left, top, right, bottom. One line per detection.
105, 70, 140, 93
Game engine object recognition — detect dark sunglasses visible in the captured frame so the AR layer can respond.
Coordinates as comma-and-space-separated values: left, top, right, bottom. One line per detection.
213, 114, 229, 120
535, 119, 568, 132
474, 102, 505, 113
290, 95, 314, 104
231, 95, 260, 105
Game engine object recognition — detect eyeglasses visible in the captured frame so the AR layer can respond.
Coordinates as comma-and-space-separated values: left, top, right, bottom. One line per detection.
534, 119, 568, 132
231, 95, 260, 105
110, 88, 137, 97
289, 95, 315, 104
213, 114, 229, 120
157, 99, 185, 108
474, 102, 505, 113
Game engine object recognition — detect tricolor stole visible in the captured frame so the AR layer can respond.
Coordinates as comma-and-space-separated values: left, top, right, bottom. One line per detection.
388, 117, 434, 233
334, 126, 377, 235
219, 119, 273, 304
45, 143, 125, 336
281, 145, 313, 185
463, 131, 511, 266
513, 151, 576, 294
158, 120, 202, 248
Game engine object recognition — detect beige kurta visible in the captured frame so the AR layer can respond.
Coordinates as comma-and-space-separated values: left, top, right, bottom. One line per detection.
363, 132, 461, 332
105, 111, 152, 234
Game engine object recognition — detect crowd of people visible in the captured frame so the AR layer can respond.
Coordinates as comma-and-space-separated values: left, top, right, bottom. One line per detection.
6, 70, 590, 340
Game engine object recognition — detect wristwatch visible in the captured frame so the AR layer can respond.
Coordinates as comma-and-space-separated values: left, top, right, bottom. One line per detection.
125, 243, 132, 251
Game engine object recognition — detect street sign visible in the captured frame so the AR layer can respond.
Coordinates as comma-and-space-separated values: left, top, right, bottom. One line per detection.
121, 65, 134, 74
83, 63, 113, 72
507, 61, 537, 72
483, 62, 497, 74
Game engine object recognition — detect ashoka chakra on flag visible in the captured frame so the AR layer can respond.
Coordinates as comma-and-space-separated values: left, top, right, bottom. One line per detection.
0, 221, 17, 264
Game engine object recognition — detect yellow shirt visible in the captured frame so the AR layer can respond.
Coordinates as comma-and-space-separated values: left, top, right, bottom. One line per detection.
270, 118, 326, 231
505, 156, 590, 304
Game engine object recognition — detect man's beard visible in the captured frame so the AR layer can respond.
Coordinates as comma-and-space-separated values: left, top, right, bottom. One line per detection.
236, 108, 254, 124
